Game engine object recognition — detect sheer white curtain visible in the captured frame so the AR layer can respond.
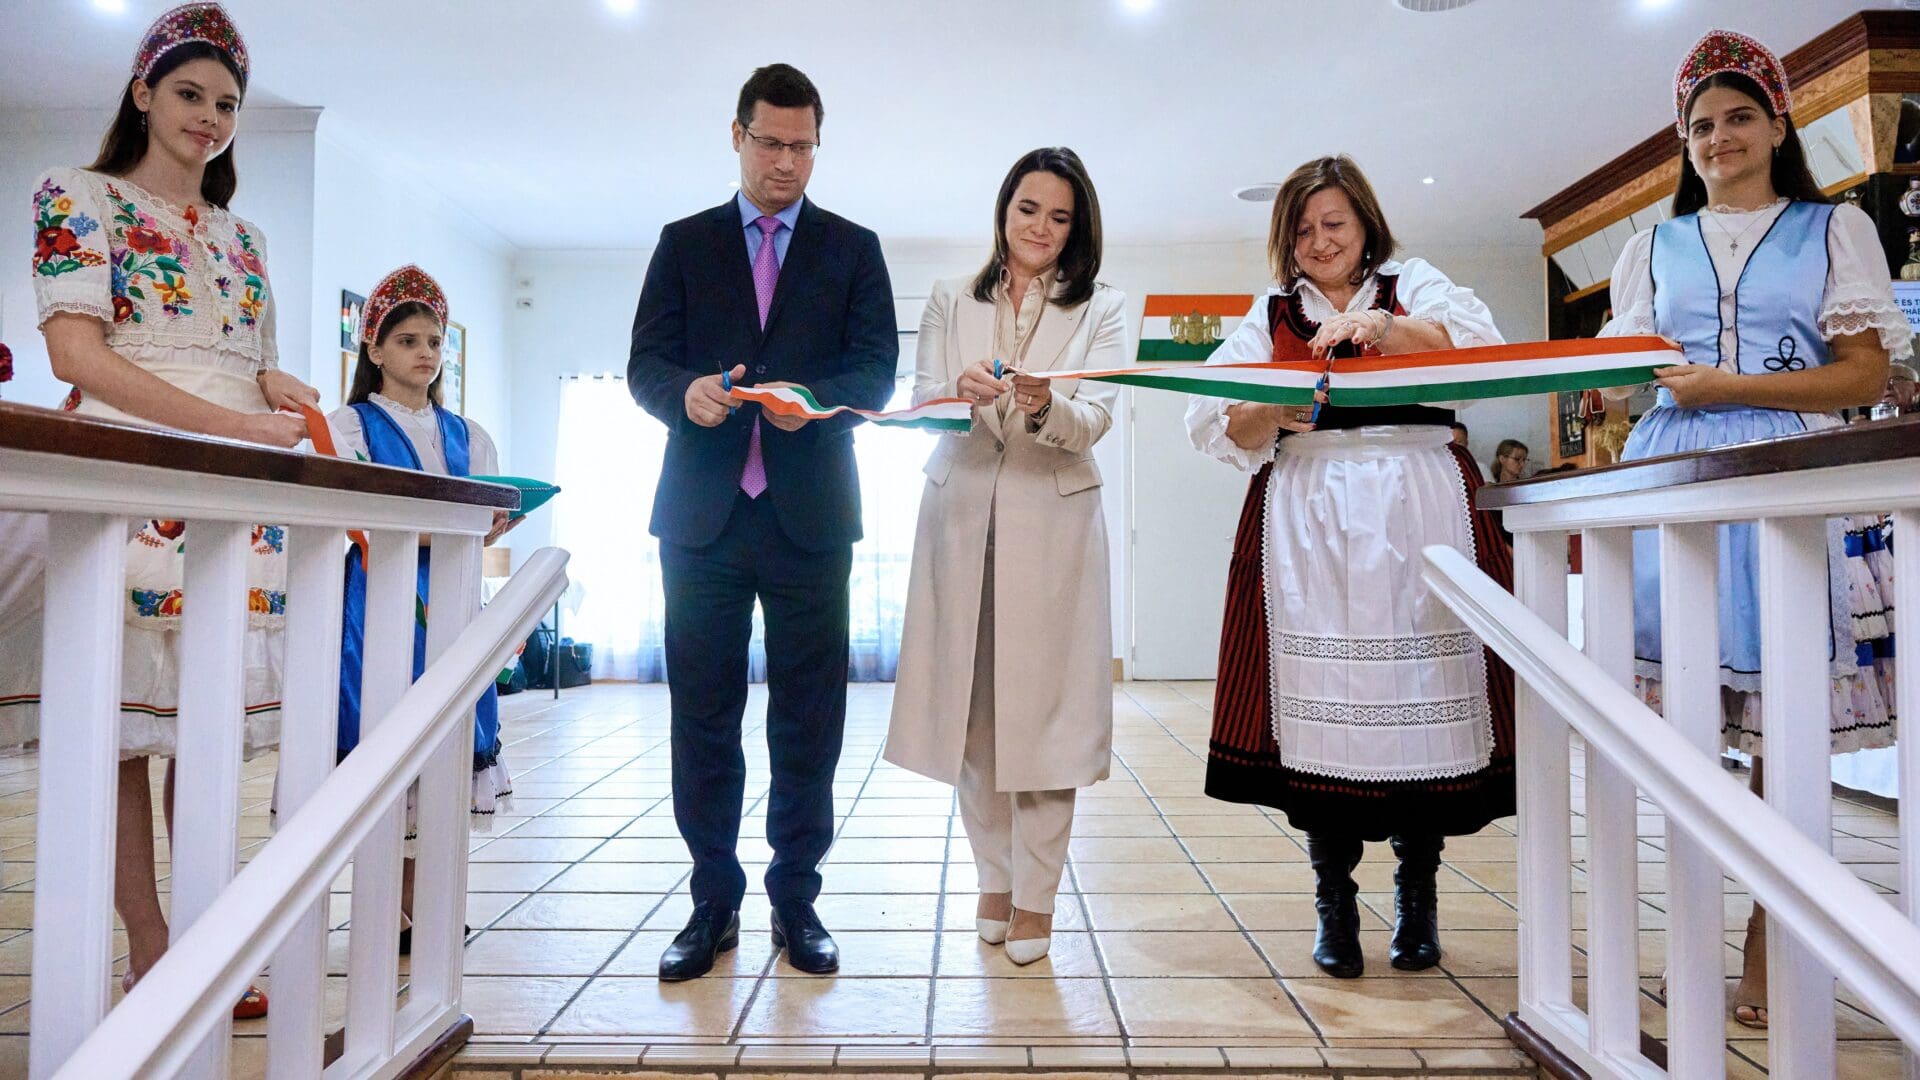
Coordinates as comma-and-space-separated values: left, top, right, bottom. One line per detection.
551, 374, 927, 682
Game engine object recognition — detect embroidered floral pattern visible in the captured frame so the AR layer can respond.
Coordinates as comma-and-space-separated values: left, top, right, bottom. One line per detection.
129, 586, 285, 618
229, 222, 267, 328
251, 524, 284, 554
33, 179, 109, 279
99, 184, 194, 322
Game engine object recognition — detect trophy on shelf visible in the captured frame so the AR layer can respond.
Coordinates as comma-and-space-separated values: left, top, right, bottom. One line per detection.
1901, 179, 1920, 281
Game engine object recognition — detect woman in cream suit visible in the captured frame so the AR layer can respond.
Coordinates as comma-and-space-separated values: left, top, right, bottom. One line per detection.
887, 147, 1124, 966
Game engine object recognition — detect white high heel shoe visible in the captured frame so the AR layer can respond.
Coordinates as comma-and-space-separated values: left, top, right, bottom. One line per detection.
1005, 933, 1051, 965
976, 917, 1009, 945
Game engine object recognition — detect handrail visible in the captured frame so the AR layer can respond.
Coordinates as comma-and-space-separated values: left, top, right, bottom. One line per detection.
0, 402, 517, 509
1420, 544, 1920, 1050
1479, 415, 1920, 509
48, 547, 571, 1079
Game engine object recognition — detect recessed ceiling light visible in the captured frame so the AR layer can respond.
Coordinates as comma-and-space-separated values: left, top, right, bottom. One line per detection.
605, 0, 638, 13
1638, 0, 1676, 9
1392, 0, 1479, 11
1422, 176, 1436, 185
91, 0, 128, 12
728, 180, 741, 189
1234, 183, 1279, 203
1122, 0, 1154, 12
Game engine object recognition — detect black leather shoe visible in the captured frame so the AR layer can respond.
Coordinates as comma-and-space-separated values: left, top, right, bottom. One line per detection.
398, 924, 470, 955
1389, 834, 1444, 971
659, 901, 740, 981
770, 899, 839, 975
1307, 832, 1365, 979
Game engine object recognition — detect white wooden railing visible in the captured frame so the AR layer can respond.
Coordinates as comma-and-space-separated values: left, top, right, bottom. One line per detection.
1423, 416, 1920, 1080
0, 403, 569, 1080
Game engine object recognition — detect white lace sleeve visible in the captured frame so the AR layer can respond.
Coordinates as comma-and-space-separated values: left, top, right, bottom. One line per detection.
1395, 257, 1505, 348
1596, 230, 1658, 400
30, 168, 117, 328
1185, 294, 1281, 471
1597, 229, 1656, 338
1820, 203, 1912, 361
465, 418, 501, 475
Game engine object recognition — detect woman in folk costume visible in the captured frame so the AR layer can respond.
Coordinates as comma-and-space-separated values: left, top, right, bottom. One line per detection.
1599, 29, 1903, 1028
0, 2, 315, 1018
1184, 155, 1515, 980
887, 148, 1125, 965
329, 265, 515, 949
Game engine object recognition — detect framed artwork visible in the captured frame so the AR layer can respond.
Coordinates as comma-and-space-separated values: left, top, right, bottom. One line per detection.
1554, 390, 1587, 461
340, 290, 366, 352
1139, 295, 1253, 362
442, 320, 467, 416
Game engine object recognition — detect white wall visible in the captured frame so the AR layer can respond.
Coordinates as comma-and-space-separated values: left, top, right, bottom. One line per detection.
506, 230, 1549, 669
309, 121, 516, 465
0, 107, 318, 408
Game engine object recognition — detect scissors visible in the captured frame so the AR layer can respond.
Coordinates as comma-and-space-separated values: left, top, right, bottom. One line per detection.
721, 369, 738, 415
1308, 367, 1331, 425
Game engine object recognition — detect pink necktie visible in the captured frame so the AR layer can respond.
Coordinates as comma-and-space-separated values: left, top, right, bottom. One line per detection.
741, 215, 781, 499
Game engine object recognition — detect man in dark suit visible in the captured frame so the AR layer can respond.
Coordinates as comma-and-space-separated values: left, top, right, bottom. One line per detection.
626, 63, 897, 980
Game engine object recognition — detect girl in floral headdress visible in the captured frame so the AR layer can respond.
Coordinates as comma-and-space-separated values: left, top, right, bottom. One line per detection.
0, 2, 319, 1018
1599, 28, 1906, 1028
329, 265, 515, 950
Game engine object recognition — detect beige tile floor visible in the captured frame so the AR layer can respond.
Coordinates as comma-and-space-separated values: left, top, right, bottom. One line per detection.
0, 681, 1904, 1077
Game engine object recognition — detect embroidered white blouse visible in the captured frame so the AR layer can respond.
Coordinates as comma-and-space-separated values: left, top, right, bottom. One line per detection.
1184, 257, 1504, 471
327, 393, 499, 477
31, 167, 279, 383
1599, 199, 1912, 365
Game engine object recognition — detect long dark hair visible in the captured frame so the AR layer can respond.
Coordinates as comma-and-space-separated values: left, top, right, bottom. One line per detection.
1672, 72, 1826, 217
969, 147, 1103, 309
90, 43, 246, 209
346, 301, 445, 407
1269, 155, 1396, 287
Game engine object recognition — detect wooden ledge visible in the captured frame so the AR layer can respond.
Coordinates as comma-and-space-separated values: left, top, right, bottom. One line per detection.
0, 401, 517, 510
1478, 414, 1920, 509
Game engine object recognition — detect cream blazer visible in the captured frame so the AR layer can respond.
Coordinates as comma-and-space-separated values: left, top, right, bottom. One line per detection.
884, 274, 1126, 791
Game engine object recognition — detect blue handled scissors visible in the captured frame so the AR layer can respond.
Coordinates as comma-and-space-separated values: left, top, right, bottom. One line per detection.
1308, 368, 1331, 425
721, 369, 738, 415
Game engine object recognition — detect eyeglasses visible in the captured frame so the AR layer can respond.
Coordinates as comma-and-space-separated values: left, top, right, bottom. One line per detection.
743, 125, 819, 161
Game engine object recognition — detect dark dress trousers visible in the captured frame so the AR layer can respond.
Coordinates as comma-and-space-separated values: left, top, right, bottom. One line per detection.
627, 198, 897, 906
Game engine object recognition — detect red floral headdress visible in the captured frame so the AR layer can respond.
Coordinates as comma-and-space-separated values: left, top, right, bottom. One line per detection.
1674, 29, 1790, 138
362, 265, 449, 347
132, 3, 249, 85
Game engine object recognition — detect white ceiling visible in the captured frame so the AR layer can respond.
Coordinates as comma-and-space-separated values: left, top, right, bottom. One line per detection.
1, 0, 1892, 250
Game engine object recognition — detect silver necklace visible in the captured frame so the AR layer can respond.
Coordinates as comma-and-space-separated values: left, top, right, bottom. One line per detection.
1706, 206, 1774, 256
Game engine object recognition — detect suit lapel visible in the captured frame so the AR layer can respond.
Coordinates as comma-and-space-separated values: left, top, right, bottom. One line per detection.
758, 199, 820, 348
709, 202, 764, 346
1021, 288, 1088, 375
955, 288, 1004, 443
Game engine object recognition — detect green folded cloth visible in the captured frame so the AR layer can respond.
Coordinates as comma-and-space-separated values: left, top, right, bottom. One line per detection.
470, 475, 560, 520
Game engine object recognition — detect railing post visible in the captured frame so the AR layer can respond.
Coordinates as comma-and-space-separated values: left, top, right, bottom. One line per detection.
1755, 515, 1837, 1079
1513, 529, 1574, 1022
1579, 527, 1640, 1063
412, 533, 482, 1015
1895, 508, 1920, 1080
1658, 522, 1725, 1079
267, 527, 346, 1080
28, 513, 127, 1080
343, 529, 417, 1070
171, 520, 254, 1080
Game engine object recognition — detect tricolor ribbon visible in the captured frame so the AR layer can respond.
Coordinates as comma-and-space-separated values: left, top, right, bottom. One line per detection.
1037, 335, 1682, 408
727, 384, 974, 431
298, 403, 372, 567
723, 336, 1679, 430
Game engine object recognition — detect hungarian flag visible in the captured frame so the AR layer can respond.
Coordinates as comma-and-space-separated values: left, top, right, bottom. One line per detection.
1138, 294, 1255, 363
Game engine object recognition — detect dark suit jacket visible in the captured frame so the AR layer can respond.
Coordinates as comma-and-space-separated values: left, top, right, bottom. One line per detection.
627, 198, 898, 552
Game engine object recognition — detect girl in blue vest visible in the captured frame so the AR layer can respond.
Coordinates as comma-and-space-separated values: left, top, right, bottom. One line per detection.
329, 265, 514, 948
1599, 30, 1906, 1028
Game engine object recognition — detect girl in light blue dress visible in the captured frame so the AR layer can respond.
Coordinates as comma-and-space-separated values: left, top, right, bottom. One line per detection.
1598, 29, 1907, 1029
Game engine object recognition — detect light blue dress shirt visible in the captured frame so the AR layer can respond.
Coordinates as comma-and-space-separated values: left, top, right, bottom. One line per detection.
738, 190, 802, 268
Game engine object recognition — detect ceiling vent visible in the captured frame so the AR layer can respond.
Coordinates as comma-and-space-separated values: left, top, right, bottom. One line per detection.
1234, 183, 1280, 203
1393, 0, 1480, 11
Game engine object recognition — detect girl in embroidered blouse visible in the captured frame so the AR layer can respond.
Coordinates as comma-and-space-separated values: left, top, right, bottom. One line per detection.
4, 3, 319, 1020
1599, 29, 1906, 1029
328, 265, 514, 951
1184, 156, 1516, 983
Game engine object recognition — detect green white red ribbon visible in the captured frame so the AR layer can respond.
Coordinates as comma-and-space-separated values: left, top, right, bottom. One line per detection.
727, 385, 974, 431
1039, 335, 1682, 407
725, 337, 1681, 430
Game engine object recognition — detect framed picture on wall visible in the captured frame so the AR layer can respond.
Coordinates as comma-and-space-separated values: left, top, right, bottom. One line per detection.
340, 290, 366, 352
1554, 390, 1586, 461
442, 320, 467, 416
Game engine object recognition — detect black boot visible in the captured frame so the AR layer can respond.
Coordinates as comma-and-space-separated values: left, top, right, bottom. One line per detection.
1307, 832, 1364, 979
1389, 833, 1444, 971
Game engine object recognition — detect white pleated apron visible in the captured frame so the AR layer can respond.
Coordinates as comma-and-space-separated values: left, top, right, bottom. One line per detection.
1263, 425, 1492, 782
